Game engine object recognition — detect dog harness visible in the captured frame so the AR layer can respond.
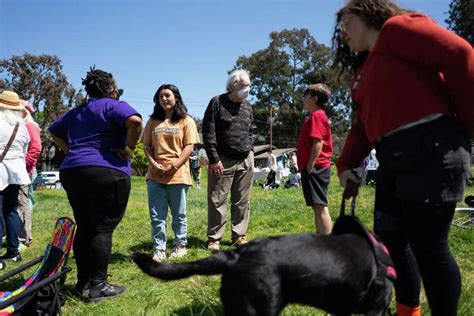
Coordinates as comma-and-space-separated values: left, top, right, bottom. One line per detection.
333, 197, 397, 301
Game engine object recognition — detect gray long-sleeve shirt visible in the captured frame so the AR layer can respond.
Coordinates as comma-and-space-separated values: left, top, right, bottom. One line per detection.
202, 93, 253, 164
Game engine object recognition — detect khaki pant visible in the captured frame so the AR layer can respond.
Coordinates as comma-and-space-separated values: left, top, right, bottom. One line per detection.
17, 184, 33, 245
207, 151, 253, 241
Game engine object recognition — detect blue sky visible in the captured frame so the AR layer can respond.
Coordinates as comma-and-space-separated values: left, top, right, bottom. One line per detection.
1, 0, 451, 120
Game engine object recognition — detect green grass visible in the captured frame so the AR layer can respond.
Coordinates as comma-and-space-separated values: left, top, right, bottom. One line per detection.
4, 167, 473, 315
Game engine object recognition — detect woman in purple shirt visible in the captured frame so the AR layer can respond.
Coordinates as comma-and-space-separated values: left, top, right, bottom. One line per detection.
49, 68, 142, 302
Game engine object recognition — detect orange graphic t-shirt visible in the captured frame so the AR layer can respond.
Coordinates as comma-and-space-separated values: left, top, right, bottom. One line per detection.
143, 116, 199, 185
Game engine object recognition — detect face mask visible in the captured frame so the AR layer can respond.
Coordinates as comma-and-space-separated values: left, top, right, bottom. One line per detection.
236, 87, 250, 99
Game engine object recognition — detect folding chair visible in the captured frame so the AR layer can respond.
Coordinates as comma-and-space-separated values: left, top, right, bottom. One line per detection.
0, 217, 76, 315
452, 195, 474, 229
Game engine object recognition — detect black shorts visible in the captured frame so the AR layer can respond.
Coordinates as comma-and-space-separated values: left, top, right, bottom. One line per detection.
301, 167, 331, 206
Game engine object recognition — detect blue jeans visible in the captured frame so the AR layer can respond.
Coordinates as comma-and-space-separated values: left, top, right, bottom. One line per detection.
0, 184, 21, 254
147, 180, 188, 251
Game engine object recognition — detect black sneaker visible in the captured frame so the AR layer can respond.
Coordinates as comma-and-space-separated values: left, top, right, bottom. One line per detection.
0, 260, 6, 270
0, 252, 22, 262
88, 282, 126, 302
75, 280, 91, 297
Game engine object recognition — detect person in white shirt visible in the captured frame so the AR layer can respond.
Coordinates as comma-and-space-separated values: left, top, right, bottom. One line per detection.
267, 150, 277, 171
0, 91, 31, 268
366, 148, 379, 185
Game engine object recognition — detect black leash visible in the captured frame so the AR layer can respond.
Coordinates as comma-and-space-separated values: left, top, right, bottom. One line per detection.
340, 179, 359, 217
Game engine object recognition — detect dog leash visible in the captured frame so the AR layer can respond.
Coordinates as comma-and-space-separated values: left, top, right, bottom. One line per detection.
340, 179, 359, 217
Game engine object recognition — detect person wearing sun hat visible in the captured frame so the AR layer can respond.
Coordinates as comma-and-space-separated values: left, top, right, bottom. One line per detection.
17, 99, 42, 248
0, 91, 31, 268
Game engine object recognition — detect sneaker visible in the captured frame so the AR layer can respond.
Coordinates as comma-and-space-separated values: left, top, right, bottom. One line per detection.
232, 236, 249, 247
18, 243, 28, 252
207, 240, 220, 253
75, 280, 91, 297
169, 245, 187, 259
0, 252, 22, 262
152, 250, 167, 263
24, 239, 33, 247
88, 282, 126, 302
0, 260, 6, 270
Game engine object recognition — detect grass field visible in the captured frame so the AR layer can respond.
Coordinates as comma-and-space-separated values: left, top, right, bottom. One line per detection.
3, 167, 473, 315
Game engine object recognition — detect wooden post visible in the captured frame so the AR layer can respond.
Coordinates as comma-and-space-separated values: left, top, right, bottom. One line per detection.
269, 106, 273, 150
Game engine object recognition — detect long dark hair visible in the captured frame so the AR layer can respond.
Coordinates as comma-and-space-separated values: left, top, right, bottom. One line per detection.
81, 66, 118, 100
332, 0, 406, 77
150, 84, 188, 122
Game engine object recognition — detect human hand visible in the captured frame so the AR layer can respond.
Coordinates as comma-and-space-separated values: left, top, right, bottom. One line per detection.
161, 162, 178, 177
210, 161, 224, 176
150, 160, 165, 171
338, 169, 360, 199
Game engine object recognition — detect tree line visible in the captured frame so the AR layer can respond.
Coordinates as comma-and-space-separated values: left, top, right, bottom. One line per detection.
1, 1, 470, 170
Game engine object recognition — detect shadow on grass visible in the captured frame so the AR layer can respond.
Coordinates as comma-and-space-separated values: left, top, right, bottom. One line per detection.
172, 302, 223, 316
129, 236, 230, 253
69, 251, 131, 265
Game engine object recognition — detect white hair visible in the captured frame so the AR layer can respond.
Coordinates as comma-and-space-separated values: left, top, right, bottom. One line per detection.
226, 69, 250, 92
0, 108, 25, 126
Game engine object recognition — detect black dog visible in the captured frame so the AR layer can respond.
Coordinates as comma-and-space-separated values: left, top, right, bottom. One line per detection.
132, 232, 393, 316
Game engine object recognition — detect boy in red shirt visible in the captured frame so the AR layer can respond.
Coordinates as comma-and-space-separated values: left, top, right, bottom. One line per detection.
296, 84, 333, 234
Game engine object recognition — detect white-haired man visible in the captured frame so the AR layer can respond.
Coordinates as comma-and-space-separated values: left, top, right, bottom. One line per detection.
202, 69, 254, 252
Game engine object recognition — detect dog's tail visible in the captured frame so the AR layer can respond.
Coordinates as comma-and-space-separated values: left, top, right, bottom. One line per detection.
131, 251, 239, 280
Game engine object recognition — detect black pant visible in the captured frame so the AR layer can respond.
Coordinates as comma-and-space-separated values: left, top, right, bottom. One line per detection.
373, 116, 470, 316
60, 167, 130, 286
0, 184, 21, 254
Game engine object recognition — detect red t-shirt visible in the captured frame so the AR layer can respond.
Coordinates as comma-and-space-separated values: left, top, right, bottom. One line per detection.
336, 13, 474, 174
296, 109, 333, 171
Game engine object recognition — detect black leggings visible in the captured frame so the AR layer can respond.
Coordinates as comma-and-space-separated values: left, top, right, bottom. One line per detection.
60, 167, 130, 286
373, 116, 470, 316
374, 201, 460, 315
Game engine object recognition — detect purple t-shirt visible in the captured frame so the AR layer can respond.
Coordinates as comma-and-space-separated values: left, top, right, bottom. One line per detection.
49, 98, 141, 176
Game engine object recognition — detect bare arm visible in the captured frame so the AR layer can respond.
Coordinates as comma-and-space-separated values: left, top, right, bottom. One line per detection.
306, 138, 322, 173
51, 135, 68, 153
125, 115, 142, 149
115, 115, 143, 160
161, 144, 194, 176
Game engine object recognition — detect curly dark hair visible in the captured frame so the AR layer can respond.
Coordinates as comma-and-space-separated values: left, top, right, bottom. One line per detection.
81, 66, 118, 100
332, 0, 406, 78
151, 84, 188, 122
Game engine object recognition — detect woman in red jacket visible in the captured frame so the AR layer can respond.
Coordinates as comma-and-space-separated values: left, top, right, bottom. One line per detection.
332, 1, 473, 315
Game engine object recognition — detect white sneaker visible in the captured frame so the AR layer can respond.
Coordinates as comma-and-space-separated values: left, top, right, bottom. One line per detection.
152, 250, 167, 263
169, 245, 187, 259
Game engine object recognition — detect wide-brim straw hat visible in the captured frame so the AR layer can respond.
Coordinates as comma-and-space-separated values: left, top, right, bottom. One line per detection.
0, 91, 24, 111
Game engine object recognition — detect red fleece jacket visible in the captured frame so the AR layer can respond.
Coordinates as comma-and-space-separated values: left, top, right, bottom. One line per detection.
336, 13, 474, 174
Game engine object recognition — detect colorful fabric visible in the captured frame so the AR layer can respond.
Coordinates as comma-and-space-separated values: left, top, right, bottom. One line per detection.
0, 217, 75, 315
